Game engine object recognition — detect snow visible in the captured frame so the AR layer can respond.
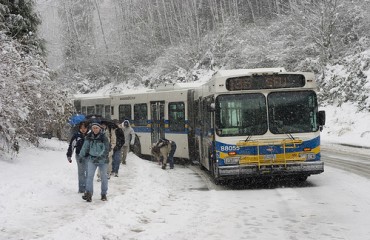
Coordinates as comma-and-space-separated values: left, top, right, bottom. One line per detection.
1, 102, 370, 240
321, 103, 370, 148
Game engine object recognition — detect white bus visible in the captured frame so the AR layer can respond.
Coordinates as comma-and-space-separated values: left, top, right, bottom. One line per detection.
109, 83, 201, 158
72, 68, 326, 183
192, 68, 325, 182
73, 94, 111, 119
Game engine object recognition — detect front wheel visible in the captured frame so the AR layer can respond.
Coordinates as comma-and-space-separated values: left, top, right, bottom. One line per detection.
294, 175, 308, 182
209, 150, 220, 184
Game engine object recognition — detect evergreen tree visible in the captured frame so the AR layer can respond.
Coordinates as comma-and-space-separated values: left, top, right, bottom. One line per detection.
0, 0, 71, 157
0, 0, 45, 54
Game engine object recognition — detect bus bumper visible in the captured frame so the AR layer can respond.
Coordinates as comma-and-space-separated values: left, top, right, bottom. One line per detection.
217, 161, 324, 178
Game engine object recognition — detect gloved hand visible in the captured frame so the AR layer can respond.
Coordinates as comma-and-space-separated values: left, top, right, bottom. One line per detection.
67, 157, 72, 163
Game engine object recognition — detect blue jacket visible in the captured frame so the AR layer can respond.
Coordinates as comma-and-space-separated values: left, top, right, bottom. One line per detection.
79, 131, 110, 164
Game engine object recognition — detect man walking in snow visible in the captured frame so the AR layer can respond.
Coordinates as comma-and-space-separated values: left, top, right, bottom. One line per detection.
79, 122, 110, 202
111, 119, 125, 177
121, 120, 136, 165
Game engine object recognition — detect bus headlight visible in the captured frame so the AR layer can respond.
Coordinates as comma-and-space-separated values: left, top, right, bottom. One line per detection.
299, 153, 316, 160
224, 157, 240, 165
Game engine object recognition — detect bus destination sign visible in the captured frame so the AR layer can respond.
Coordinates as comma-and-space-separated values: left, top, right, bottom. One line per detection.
226, 74, 306, 91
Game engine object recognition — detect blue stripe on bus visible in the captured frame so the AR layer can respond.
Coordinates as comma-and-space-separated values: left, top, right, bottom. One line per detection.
132, 126, 151, 133
145, 120, 190, 124
132, 126, 189, 134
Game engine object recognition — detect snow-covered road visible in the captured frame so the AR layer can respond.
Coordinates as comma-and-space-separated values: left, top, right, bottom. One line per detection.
1, 138, 370, 240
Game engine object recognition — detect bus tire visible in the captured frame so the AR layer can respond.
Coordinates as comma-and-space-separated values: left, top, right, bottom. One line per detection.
295, 175, 308, 182
199, 163, 206, 171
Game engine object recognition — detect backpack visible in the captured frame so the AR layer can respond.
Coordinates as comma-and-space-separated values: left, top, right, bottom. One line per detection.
156, 138, 170, 148
114, 128, 125, 150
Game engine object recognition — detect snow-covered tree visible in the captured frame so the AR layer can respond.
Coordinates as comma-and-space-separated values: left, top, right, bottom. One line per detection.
0, 1, 71, 157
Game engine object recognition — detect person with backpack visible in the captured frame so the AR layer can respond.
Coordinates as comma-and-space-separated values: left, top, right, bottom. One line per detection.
66, 121, 89, 193
97, 121, 114, 181
79, 122, 110, 202
111, 120, 125, 177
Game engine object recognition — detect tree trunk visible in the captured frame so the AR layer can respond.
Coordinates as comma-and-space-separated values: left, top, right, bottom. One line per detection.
161, 0, 173, 45
93, 0, 109, 52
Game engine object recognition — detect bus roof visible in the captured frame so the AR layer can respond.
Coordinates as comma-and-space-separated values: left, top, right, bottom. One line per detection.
73, 93, 110, 99
154, 82, 205, 91
213, 68, 287, 78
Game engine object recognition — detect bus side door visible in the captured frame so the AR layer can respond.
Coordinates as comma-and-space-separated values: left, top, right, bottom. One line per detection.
150, 101, 165, 144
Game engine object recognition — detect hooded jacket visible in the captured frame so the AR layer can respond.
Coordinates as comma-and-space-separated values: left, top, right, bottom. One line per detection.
122, 120, 135, 147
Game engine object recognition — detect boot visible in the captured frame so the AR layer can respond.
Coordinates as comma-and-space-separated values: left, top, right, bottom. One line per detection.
101, 194, 107, 201
82, 192, 92, 202
82, 192, 87, 200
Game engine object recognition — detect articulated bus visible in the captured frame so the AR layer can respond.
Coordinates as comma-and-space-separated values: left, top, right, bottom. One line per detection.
73, 83, 201, 159
109, 84, 201, 158
72, 68, 325, 183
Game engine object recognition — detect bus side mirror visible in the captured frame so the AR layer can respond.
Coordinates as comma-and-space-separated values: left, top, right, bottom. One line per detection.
318, 110, 326, 126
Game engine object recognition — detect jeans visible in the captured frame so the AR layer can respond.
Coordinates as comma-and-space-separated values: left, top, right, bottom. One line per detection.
168, 142, 177, 169
86, 160, 108, 195
76, 155, 87, 192
112, 149, 122, 174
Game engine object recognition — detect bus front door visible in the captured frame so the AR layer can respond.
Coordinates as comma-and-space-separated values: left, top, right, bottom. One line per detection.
151, 101, 165, 145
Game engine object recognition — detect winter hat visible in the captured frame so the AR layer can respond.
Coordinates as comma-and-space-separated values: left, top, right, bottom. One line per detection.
91, 122, 102, 129
122, 120, 130, 127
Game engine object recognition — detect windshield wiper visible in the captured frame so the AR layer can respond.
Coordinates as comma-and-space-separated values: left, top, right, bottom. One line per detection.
275, 121, 295, 140
244, 135, 252, 142
286, 132, 295, 140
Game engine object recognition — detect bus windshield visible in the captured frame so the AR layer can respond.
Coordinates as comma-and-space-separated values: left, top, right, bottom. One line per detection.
215, 91, 319, 136
268, 91, 319, 134
216, 93, 268, 136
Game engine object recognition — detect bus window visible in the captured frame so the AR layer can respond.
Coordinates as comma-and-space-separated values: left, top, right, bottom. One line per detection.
105, 105, 111, 119
169, 102, 185, 132
119, 104, 132, 122
74, 100, 81, 113
134, 103, 148, 126
87, 106, 95, 115
268, 91, 319, 134
202, 97, 213, 135
82, 106, 87, 115
215, 93, 267, 136
96, 104, 104, 116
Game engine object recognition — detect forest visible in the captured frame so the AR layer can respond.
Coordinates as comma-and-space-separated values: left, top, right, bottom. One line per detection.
1, 0, 370, 155
53, 0, 370, 96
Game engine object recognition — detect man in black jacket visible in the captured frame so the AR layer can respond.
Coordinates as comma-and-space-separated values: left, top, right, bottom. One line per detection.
66, 121, 89, 193
111, 120, 125, 177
